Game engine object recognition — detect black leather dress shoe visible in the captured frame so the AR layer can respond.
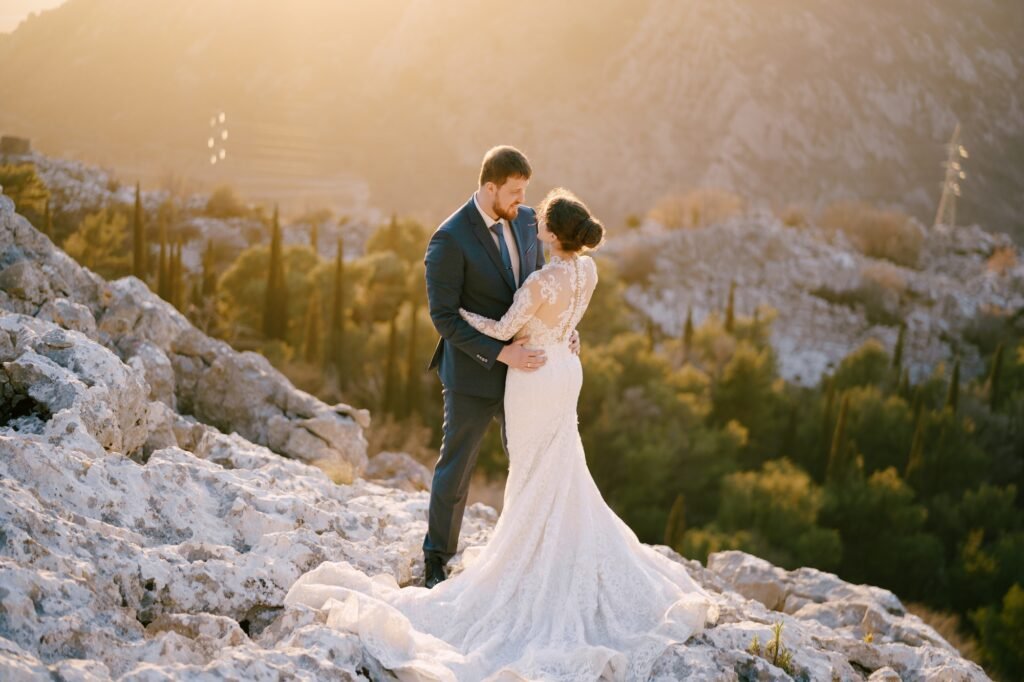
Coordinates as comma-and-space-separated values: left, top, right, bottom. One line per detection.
424, 555, 447, 589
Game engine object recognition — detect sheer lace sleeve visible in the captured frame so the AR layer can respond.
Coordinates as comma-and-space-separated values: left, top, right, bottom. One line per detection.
459, 271, 546, 340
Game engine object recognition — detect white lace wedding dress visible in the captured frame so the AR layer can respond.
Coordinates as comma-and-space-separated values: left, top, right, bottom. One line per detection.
284, 254, 720, 681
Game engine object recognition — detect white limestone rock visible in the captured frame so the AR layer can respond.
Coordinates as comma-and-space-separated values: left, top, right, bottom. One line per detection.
36, 297, 98, 338
0, 200, 368, 477
1, 312, 151, 457
365, 450, 433, 492
706, 550, 990, 681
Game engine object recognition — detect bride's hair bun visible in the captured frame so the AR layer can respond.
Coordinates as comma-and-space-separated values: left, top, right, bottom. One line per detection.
574, 216, 604, 250
537, 188, 605, 253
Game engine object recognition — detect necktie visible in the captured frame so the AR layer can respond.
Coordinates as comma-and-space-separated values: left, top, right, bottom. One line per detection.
490, 222, 515, 285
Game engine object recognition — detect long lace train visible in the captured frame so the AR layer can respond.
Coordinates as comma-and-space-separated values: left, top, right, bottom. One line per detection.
284, 343, 720, 681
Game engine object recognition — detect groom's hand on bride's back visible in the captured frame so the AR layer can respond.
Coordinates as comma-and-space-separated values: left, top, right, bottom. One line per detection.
497, 337, 546, 371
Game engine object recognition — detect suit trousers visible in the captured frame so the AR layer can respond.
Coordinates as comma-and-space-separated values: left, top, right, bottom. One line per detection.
423, 386, 509, 564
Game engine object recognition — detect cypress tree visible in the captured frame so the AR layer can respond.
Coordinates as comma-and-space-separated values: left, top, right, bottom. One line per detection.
826, 392, 851, 484
310, 219, 319, 253
781, 401, 798, 460
404, 297, 421, 417
189, 275, 202, 309
263, 205, 287, 340
683, 305, 694, 351
42, 198, 52, 239
725, 280, 736, 333
158, 216, 169, 301
821, 374, 836, 465
302, 288, 322, 364
168, 240, 177, 308
201, 239, 217, 298
905, 385, 926, 480
177, 239, 185, 310
899, 367, 911, 400
906, 407, 926, 482
132, 181, 146, 278
989, 342, 1005, 412
945, 356, 960, 414
383, 313, 400, 414
663, 493, 686, 549
170, 238, 183, 310
327, 237, 347, 380
892, 322, 906, 371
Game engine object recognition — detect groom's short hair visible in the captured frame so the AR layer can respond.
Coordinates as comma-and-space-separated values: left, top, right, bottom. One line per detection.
479, 146, 532, 187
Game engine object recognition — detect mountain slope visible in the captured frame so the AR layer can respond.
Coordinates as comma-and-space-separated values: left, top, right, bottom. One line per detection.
0, 0, 1021, 239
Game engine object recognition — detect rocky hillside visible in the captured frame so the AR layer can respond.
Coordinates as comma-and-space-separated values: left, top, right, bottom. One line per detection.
1, 0, 1021, 238
609, 211, 1024, 387
0, 185, 995, 677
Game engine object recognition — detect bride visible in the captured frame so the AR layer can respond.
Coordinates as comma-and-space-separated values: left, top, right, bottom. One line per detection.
284, 188, 721, 681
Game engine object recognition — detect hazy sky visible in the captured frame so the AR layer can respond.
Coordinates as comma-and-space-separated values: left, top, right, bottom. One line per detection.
0, 0, 67, 33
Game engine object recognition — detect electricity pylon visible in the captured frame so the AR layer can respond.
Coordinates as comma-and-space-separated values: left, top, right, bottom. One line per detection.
934, 122, 968, 228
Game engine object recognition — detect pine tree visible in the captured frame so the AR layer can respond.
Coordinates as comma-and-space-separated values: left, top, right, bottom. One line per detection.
327, 237, 347, 381
663, 493, 686, 549
310, 220, 318, 253
404, 298, 421, 417
302, 288, 322, 364
62, 207, 132, 279
383, 313, 400, 414
725, 280, 736, 333
945, 356, 960, 414
132, 181, 146, 279
988, 342, 1005, 412
826, 392, 851, 484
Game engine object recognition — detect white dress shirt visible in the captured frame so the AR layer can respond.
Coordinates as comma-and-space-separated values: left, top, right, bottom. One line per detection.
474, 191, 521, 286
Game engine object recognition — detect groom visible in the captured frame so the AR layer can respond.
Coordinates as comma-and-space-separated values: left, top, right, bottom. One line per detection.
422, 146, 579, 588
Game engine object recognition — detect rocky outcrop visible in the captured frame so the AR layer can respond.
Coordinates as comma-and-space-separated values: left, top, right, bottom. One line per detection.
613, 213, 1024, 387
0, 193, 368, 478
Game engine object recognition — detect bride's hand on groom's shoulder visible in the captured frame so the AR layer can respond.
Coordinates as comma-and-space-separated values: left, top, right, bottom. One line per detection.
569, 329, 580, 356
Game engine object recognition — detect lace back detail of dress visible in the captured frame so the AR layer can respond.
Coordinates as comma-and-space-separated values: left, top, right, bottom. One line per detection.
522, 254, 596, 348
456, 253, 598, 347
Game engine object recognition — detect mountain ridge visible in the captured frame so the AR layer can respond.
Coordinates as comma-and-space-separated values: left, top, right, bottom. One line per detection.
1, 0, 1021, 239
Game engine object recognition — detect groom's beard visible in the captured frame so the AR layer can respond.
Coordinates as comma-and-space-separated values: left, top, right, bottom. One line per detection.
495, 200, 520, 221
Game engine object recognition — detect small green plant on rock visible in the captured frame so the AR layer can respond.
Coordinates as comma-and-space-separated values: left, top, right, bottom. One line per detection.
748, 621, 795, 674
747, 633, 761, 656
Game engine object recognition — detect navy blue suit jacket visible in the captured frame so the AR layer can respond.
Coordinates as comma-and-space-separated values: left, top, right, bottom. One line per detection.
425, 194, 545, 399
